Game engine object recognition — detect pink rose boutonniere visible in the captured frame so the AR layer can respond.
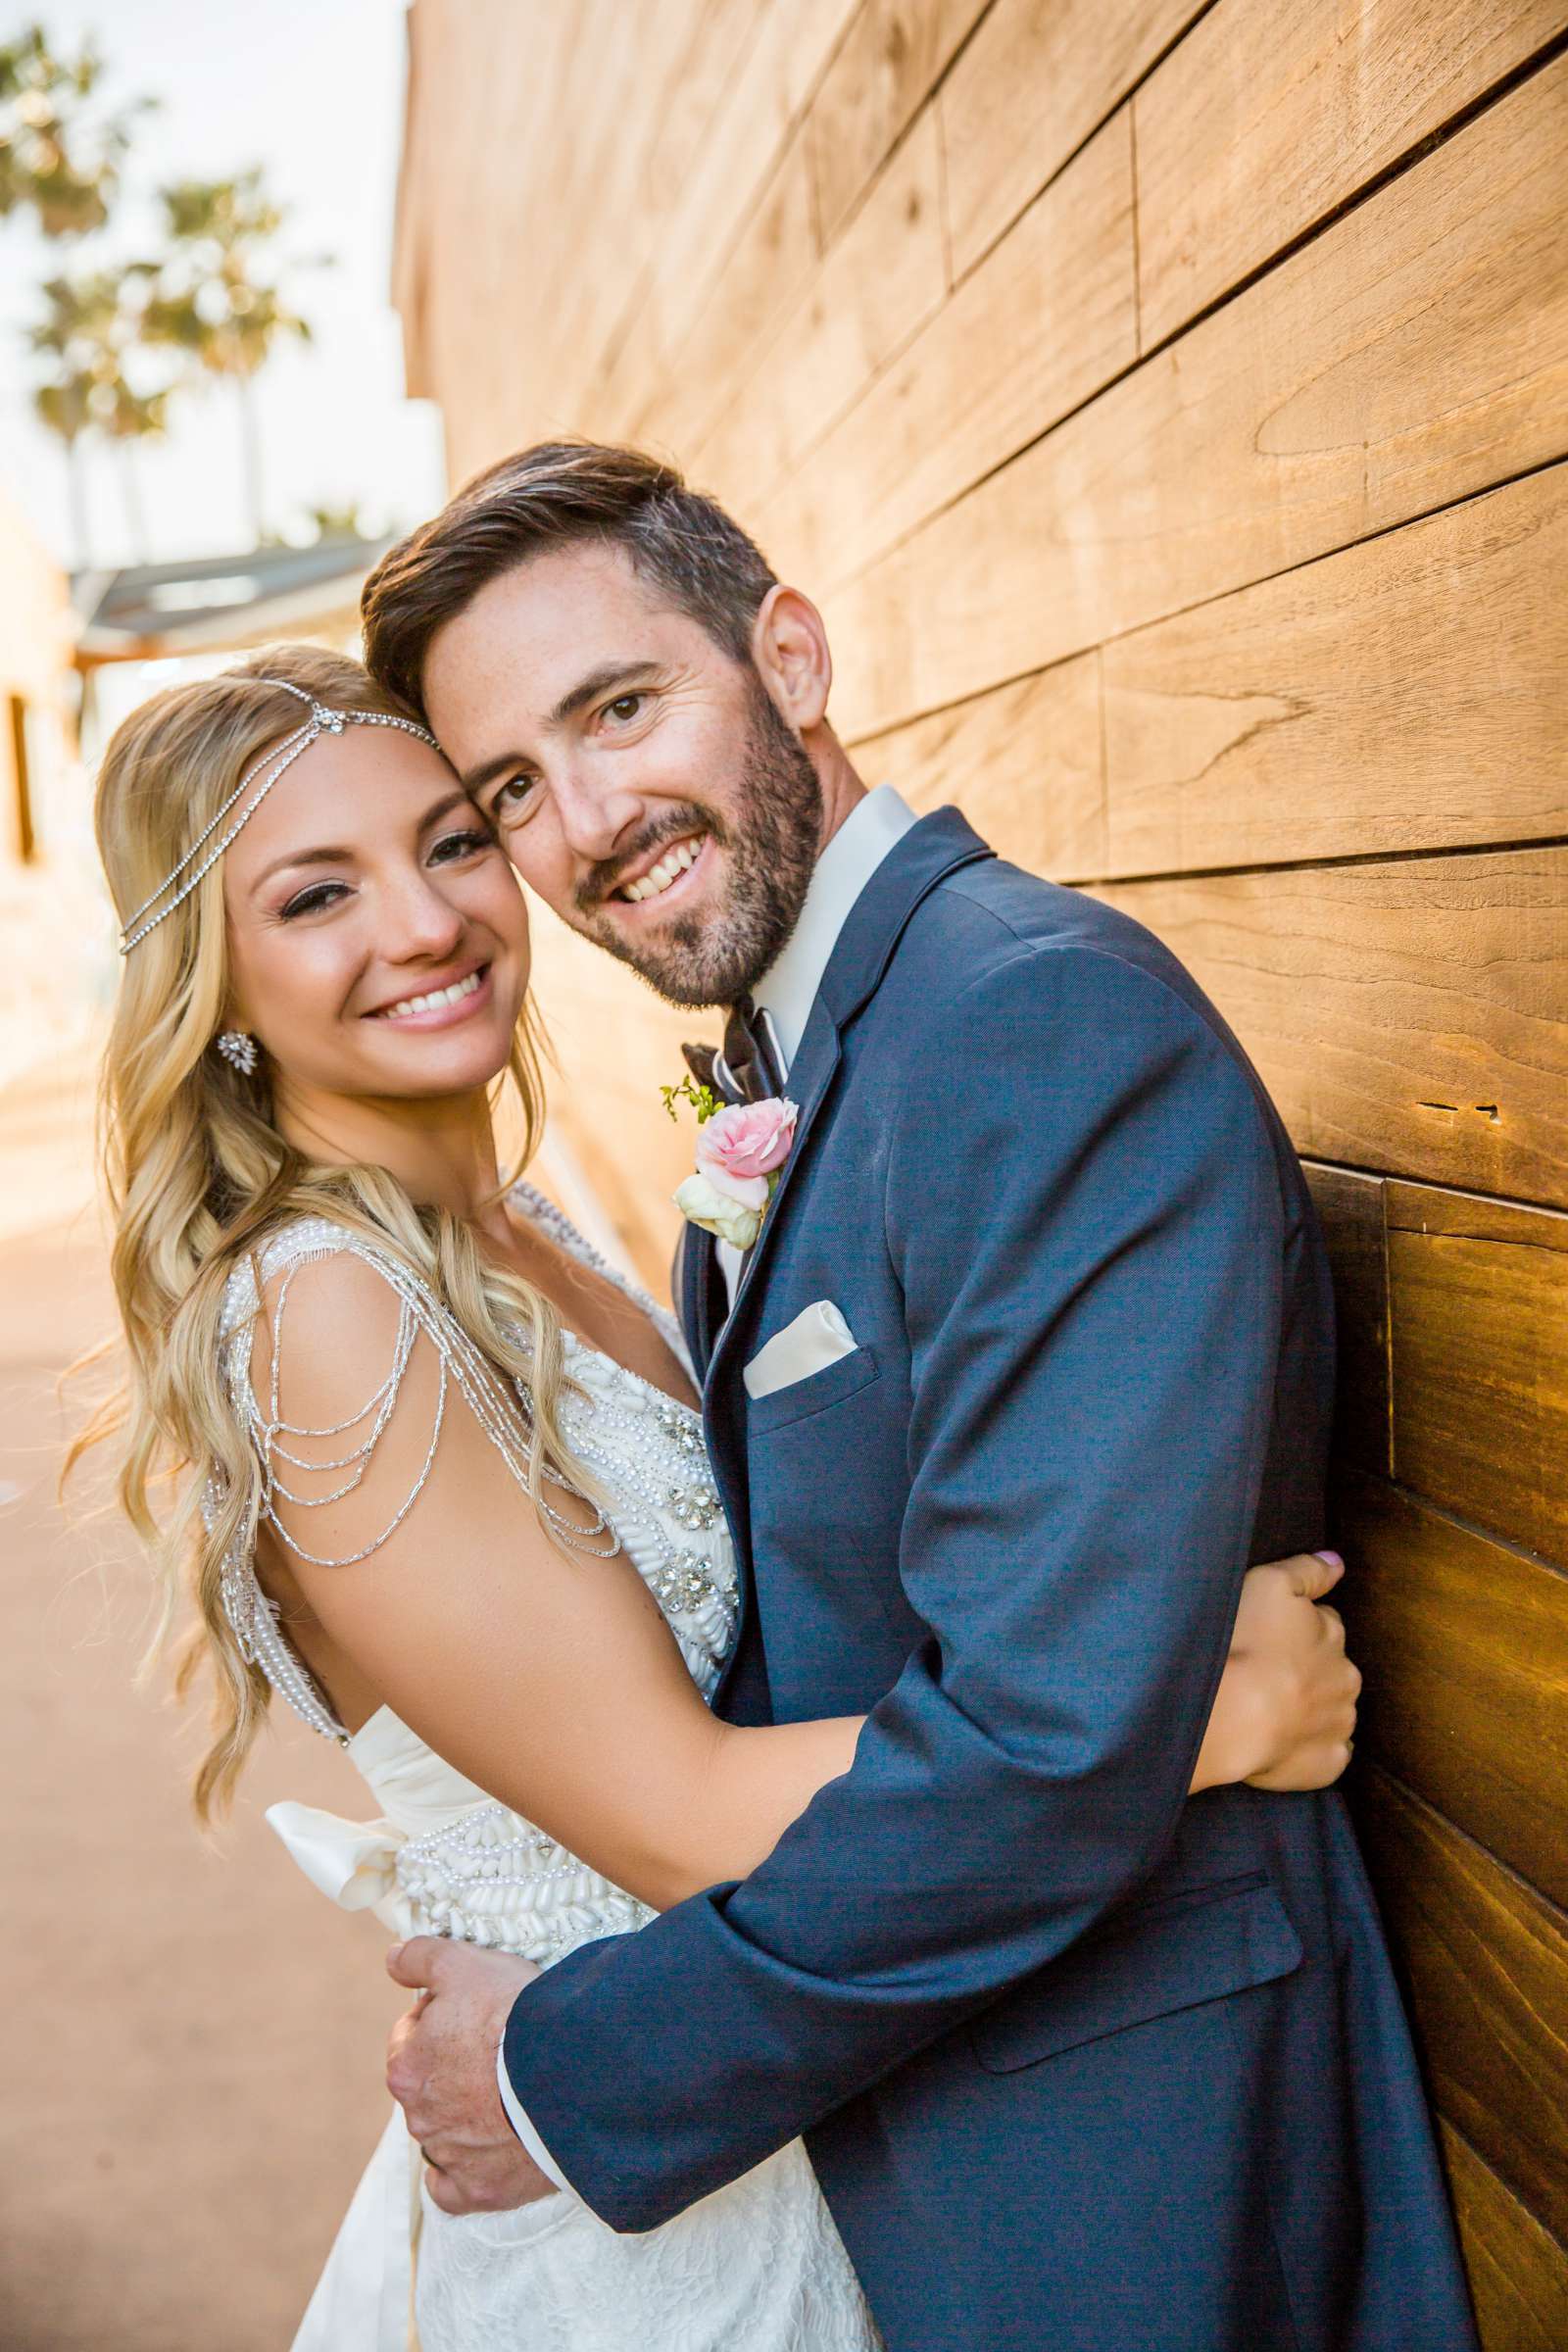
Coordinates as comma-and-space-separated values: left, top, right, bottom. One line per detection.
663, 1078, 798, 1251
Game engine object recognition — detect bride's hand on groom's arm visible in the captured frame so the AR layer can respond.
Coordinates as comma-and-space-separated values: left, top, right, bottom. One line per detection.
1191, 1549, 1361, 1795
384, 1937, 554, 2216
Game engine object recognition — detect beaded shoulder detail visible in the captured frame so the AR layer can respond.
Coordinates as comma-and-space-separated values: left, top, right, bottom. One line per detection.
212, 1213, 616, 1742
211, 1195, 732, 1746
222, 1217, 614, 1571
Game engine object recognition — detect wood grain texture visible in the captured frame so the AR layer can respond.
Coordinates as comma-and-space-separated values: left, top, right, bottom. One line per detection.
1440, 2122, 1568, 2352
820, 467, 1568, 882
849, 654, 1105, 877
1094, 851, 1568, 1208
1352, 1769, 1568, 2248
1386, 1182, 1568, 1250
1336, 1468, 1568, 1907
614, 0, 751, 232
822, 53, 1568, 738
1099, 466, 1568, 875
400, 0, 739, 466
697, 106, 948, 514
754, 111, 1137, 594
1302, 1163, 1391, 1475
632, 130, 820, 454
507, 0, 715, 426
1386, 1187, 1568, 1561
808, 0, 986, 245
637, 0, 865, 380
580, 0, 861, 438
394, 0, 586, 447
940, 0, 1204, 276
1135, 0, 1568, 349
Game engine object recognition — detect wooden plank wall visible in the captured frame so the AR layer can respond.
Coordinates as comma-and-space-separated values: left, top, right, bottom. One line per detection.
394, 6, 1568, 2333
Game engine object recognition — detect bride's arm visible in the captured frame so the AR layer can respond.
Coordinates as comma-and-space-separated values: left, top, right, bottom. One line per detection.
1194, 1547, 1354, 1791
255, 1250, 860, 1910
255, 1253, 1353, 1912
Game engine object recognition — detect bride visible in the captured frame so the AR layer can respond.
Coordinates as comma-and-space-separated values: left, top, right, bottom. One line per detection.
86, 647, 1359, 2350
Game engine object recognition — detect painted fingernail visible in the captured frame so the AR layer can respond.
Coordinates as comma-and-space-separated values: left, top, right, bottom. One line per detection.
1313, 1549, 1344, 1567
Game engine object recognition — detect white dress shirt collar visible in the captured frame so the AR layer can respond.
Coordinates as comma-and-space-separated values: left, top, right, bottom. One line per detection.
752, 785, 919, 1074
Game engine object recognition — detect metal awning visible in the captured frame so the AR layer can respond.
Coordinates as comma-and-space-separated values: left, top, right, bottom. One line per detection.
72, 535, 398, 665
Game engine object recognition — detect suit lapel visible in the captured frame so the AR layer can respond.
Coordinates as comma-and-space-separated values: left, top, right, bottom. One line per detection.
707, 806, 994, 1400
712, 1006, 842, 1368
703, 808, 993, 1715
675, 1216, 722, 1382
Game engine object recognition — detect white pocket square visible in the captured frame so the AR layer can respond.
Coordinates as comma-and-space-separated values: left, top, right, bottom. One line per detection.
744, 1300, 858, 1400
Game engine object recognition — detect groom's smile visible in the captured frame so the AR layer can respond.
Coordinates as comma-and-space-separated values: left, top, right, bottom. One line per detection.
612, 830, 710, 906
579, 813, 724, 923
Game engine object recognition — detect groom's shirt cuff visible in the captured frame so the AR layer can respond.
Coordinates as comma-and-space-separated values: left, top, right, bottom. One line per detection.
496, 2035, 574, 2192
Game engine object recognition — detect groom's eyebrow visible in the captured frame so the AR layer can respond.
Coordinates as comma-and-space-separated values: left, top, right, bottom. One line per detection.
460, 662, 662, 792
549, 659, 662, 725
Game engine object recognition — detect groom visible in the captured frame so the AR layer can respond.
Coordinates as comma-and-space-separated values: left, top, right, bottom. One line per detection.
360, 443, 1474, 2349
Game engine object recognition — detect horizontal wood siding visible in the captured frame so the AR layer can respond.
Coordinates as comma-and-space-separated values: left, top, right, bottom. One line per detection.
1355, 1770, 1568, 2245
1097, 854, 1568, 1204
1442, 2124, 1568, 2352
394, 2, 1568, 2328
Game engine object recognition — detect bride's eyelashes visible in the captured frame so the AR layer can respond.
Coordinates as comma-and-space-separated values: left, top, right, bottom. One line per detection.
274, 828, 499, 922
428, 822, 499, 864
278, 877, 351, 921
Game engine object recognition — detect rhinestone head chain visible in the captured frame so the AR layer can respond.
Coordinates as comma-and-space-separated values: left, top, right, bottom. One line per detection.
117, 676, 441, 956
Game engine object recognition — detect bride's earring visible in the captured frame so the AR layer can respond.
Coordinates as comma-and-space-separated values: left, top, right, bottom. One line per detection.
215, 1029, 260, 1076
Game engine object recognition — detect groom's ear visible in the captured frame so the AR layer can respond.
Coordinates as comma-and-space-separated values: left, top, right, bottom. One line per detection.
751, 585, 833, 737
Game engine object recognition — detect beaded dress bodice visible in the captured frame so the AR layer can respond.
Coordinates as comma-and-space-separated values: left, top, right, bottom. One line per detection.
214, 1183, 739, 1970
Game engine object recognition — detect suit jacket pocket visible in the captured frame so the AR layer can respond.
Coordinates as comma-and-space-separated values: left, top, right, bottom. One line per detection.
747, 1344, 881, 1434
971, 1872, 1303, 2074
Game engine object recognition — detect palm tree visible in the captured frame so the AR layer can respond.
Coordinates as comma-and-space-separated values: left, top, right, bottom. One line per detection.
31, 372, 92, 563
0, 24, 148, 237
28, 268, 170, 564
140, 170, 321, 545
306, 501, 373, 542
5, 27, 155, 563
92, 372, 171, 564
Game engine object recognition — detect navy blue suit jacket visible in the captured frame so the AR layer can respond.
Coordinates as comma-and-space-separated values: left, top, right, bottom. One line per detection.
507, 813, 1475, 2351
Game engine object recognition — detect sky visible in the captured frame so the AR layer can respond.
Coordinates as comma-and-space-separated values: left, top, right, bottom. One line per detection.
0, 0, 447, 572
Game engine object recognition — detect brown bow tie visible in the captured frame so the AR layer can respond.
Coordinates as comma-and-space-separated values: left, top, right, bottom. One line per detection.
682, 995, 785, 1106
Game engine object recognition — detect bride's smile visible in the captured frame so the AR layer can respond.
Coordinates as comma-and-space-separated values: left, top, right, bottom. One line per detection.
365, 958, 492, 1026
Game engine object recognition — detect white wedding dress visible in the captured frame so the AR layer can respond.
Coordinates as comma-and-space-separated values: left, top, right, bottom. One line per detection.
213, 1185, 880, 2352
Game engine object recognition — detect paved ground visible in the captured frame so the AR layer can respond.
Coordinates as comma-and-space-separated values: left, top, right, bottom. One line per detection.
0, 1040, 102, 1250
0, 1078, 404, 2346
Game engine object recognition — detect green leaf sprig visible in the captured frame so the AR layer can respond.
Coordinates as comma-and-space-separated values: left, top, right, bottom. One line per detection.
661, 1074, 723, 1125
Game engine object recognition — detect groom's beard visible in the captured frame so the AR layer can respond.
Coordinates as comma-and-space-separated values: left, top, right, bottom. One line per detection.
571, 686, 823, 1009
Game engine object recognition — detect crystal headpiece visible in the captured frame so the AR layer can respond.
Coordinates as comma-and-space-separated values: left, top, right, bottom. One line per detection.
117, 676, 441, 955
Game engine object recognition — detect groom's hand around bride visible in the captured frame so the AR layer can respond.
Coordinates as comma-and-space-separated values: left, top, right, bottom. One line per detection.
385, 1937, 554, 2215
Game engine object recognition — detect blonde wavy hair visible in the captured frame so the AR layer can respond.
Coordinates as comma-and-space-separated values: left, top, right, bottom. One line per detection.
77, 645, 588, 1821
